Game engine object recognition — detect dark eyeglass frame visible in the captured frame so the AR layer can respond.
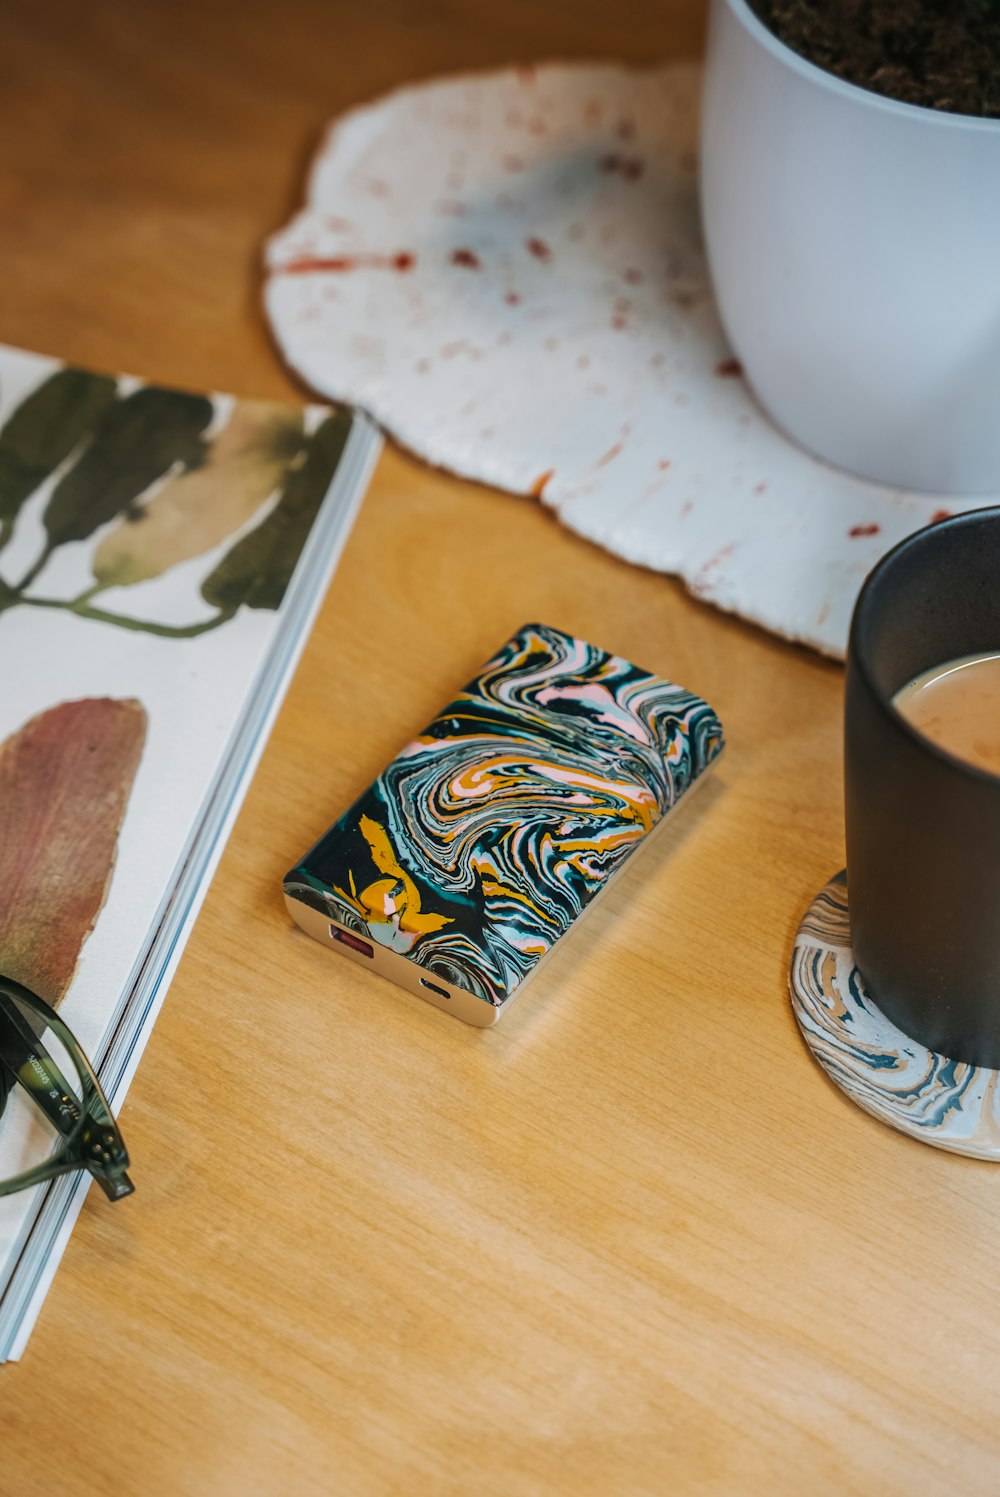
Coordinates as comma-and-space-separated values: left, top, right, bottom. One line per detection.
0, 974, 133, 1201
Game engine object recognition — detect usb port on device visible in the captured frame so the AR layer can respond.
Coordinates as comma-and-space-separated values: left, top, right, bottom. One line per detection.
330, 926, 374, 959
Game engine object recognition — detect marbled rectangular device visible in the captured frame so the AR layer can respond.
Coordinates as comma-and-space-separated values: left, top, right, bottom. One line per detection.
284, 623, 724, 1025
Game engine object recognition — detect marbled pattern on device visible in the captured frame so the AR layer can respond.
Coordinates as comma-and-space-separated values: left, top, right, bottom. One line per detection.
287, 623, 723, 1008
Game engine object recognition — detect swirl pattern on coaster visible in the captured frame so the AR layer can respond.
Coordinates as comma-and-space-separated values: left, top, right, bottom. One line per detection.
790, 873, 1000, 1159
286, 622, 723, 1009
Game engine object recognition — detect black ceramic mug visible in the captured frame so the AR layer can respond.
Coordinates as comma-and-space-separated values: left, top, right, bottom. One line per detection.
845, 508, 1000, 1070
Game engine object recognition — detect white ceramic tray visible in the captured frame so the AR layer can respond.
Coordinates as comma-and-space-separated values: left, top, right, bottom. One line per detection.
265, 62, 996, 657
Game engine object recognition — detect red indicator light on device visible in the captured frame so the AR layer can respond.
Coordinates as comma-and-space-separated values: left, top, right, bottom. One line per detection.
330, 926, 374, 958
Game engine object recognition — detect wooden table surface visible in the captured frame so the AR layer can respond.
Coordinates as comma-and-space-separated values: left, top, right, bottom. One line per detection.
4, 2, 1000, 1493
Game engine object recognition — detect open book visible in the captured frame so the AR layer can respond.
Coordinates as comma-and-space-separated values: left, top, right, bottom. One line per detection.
0, 344, 381, 1359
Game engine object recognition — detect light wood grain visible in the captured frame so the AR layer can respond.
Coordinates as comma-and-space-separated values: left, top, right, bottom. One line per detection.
4, 3, 1000, 1494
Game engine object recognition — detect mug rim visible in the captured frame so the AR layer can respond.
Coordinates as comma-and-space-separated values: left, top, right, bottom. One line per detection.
849, 507, 1000, 791
720, 0, 1000, 137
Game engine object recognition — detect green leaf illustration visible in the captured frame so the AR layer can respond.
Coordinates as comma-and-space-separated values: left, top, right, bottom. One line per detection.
43, 386, 213, 552
0, 367, 118, 530
200, 409, 352, 613
91, 402, 305, 590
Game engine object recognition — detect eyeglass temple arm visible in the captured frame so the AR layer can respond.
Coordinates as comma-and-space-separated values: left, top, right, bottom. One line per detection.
0, 1005, 133, 1201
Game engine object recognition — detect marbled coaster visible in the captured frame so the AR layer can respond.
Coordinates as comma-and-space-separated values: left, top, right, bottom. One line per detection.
790, 873, 1000, 1159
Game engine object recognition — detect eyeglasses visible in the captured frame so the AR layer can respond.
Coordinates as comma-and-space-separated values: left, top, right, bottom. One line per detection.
0, 974, 132, 1201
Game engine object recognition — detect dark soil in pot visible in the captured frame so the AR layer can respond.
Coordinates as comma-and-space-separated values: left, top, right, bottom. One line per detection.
745, 0, 1000, 117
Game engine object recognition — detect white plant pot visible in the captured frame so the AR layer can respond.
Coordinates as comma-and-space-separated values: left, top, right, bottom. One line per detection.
700, 0, 1000, 494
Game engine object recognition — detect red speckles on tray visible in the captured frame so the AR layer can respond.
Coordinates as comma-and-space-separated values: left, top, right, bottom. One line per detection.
503, 154, 525, 172
622, 267, 643, 285
451, 248, 482, 269
658, 459, 671, 471
274, 255, 349, 275
530, 469, 554, 497
930, 508, 952, 523
754, 481, 768, 494
700, 544, 736, 575
504, 291, 521, 306
598, 153, 644, 181
594, 442, 624, 469
526, 237, 552, 262
715, 357, 744, 378
272, 251, 416, 275
849, 523, 881, 538
367, 179, 390, 198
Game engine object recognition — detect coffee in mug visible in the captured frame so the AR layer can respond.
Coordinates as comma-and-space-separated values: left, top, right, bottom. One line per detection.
894, 653, 1000, 777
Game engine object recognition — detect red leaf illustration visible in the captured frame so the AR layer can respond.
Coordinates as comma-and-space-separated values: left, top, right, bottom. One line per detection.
0, 699, 147, 1005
